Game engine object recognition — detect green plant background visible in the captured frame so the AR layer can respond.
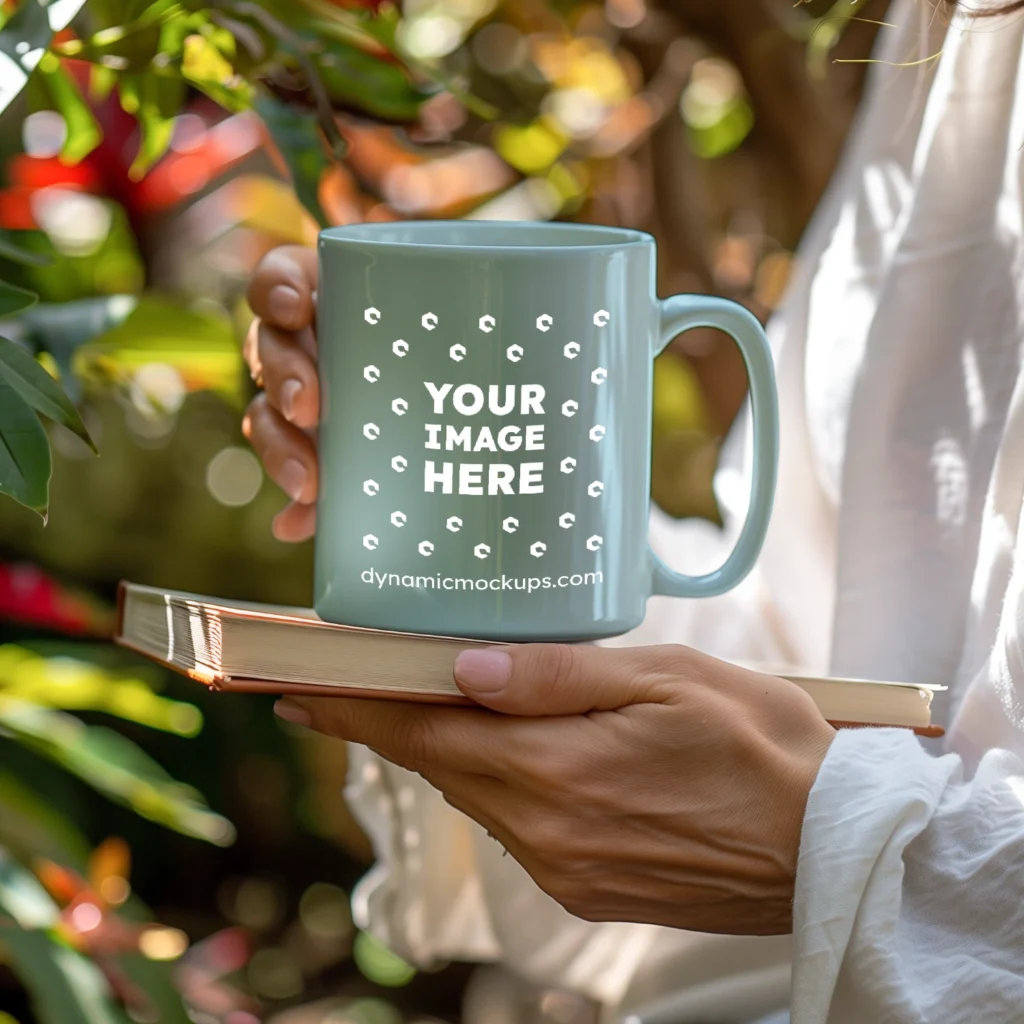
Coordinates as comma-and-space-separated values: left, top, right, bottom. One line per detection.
0, 0, 887, 1020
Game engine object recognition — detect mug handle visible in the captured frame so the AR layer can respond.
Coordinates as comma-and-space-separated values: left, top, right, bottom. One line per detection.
649, 295, 779, 598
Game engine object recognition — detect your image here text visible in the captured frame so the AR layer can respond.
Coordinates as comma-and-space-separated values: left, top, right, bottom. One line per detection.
422, 381, 550, 495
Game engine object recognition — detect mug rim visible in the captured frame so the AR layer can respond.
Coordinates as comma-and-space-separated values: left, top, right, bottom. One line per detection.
319, 219, 653, 254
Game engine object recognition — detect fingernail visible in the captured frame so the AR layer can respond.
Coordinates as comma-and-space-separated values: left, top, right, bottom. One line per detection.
280, 378, 302, 421
274, 700, 311, 727
268, 285, 301, 324
278, 458, 307, 502
454, 649, 512, 694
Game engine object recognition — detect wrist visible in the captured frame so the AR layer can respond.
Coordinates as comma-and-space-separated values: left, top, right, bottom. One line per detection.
754, 694, 836, 933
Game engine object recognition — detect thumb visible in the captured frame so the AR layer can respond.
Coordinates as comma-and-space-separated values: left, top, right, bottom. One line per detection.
453, 643, 675, 716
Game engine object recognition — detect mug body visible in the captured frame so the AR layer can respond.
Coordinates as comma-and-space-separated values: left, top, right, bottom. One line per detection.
315, 221, 657, 641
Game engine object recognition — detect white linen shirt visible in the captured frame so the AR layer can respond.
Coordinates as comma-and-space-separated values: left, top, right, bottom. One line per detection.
343, 3, 1024, 1020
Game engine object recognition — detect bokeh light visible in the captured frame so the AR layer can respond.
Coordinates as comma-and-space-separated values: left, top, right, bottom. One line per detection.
205, 446, 263, 507
224, 875, 286, 931
30, 189, 113, 257
139, 926, 190, 961
130, 363, 187, 418
399, 14, 465, 60
22, 110, 67, 158
679, 57, 754, 158
247, 947, 304, 1000
352, 930, 417, 988
70, 901, 102, 932
299, 882, 353, 943
471, 22, 526, 74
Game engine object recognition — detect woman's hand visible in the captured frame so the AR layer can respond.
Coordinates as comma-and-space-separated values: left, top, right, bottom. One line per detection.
242, 245, 320, 542
275, 643, 835, 935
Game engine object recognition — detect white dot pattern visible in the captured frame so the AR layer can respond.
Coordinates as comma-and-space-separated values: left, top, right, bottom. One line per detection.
358, 307, 612, 565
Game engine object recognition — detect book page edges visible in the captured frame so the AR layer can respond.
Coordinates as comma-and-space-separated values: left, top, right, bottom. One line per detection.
114, 633, 227, 688
119, 582, 503, 647
113, 633, 467, 701
213, 677, 473, 703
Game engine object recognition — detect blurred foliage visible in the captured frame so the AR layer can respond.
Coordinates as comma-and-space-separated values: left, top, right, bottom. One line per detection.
0, 0, 433, 515
0, 642, 226, 1024
0, 0, 891, 1021
0, 0, 887, 519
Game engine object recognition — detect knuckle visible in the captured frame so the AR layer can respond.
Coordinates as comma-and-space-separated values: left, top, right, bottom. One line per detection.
548, 644, 582, 685
660, 643, 691, 663
529, 644, 582, 709
257, 246, 293, 280
246, 254, 276, 306
647, 643, 692, 675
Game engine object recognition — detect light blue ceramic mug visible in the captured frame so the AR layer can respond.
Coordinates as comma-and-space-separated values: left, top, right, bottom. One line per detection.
315, 221, 778, 641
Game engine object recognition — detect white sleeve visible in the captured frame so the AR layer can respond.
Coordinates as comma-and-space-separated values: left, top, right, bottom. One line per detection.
791, 726, 1024, 1023
344, 742, 663, 1007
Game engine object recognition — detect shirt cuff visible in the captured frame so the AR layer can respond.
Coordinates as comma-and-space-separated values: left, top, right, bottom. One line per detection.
790, 727, 960, 1021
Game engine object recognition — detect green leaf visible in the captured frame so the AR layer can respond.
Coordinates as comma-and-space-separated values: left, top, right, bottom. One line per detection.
0, 336, 96, 452
35, 53, 102, 164
317, 38, 433, 123
0, 377, 50, 516
182, 30, 234, 82
0, 280, 39, 318
88, 0, 177, 34
255, 94, 329, 228
117, 73, 139, 114
74, 296, 243, 402
15, 296, 138, 390
0, 926, 131, 1024
0, 645, 202, 736
0, 847, 58, 929
123, 72, 185, 180
115, 954, 191, 1024
0, 849, 129, 1024
0, 810, 188, 1024
155, 9, 207, 66
333, 4, 491, 121
0, 698, 235, 846
14, 202, 143, 304
0, 0, 52, 117
89, 63, 117, 102
0, 772, 91, 871
179, 29, 253, 112
0, 231, 51, 268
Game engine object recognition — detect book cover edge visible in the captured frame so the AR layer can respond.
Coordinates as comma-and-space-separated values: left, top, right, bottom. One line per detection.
113, 581, 944, 730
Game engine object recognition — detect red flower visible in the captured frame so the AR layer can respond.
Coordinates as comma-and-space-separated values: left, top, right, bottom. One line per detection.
0, 563, 115, 636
